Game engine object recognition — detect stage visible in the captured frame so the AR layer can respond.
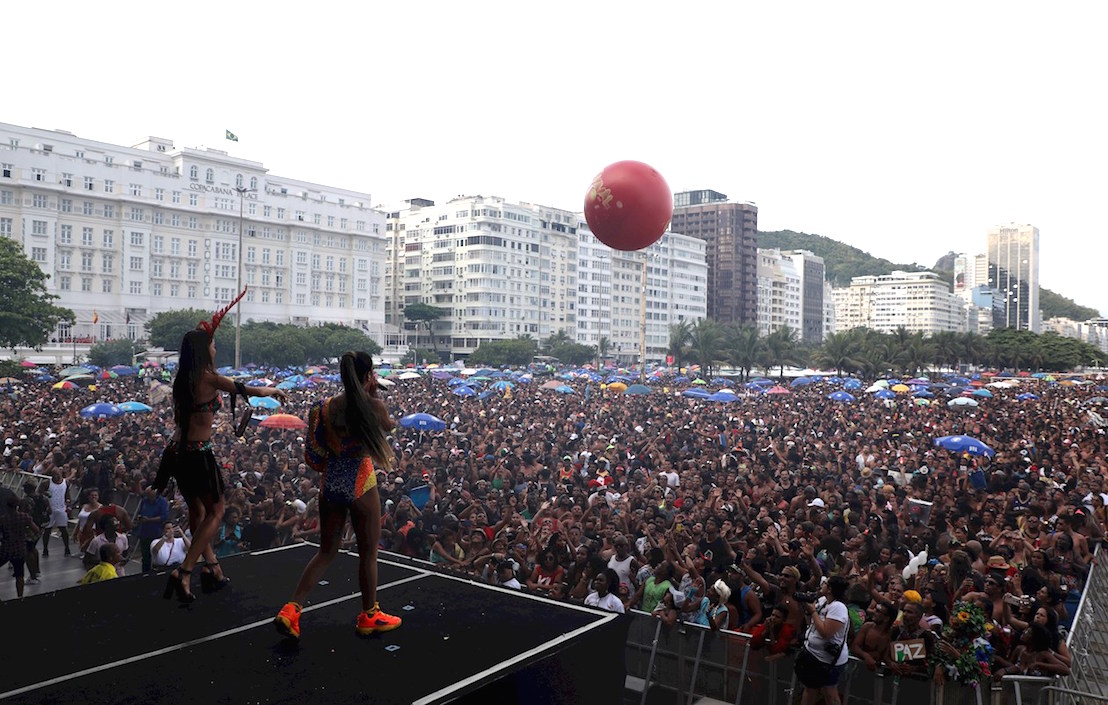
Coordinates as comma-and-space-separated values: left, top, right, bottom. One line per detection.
1, 544, 628, 705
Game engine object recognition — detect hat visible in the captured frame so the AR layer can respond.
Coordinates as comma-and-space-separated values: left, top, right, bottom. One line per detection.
3, 439, 11, 445
903, 589, 923, 604
85, 455, 95, 461
781, 565, 802, 580
987, 555, 1011, 571
291, 499, 307, 514
861, 467, 873, 478
807, 498, 825, 508
394, 477, 404, 485
712, 579, 731, 603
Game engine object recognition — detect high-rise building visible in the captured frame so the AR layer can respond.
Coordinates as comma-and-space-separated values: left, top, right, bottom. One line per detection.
0, 122, 390, 347
831, 271, 966, 334
953, 253, 989, 293
384, 195, 708, 362
782, 250, 826, 343
756, 249, 802, 338
986, 224, 1040, 333
669, 190, 758, 327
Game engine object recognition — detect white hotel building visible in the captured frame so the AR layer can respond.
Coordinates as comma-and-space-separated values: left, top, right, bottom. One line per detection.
0, 123, 390, 348
385, 195, 707, 363
831, 271, 966, 335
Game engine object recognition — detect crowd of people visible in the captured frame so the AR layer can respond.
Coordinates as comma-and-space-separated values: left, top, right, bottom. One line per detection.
2, 360, 1105, 689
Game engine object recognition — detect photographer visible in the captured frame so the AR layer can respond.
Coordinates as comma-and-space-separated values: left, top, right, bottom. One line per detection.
795, 575, 850, 705
151, 521, 190, 570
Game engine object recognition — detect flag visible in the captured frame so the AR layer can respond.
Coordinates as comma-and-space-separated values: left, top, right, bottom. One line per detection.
225, 130, 239, 142
93, 311, 99, 324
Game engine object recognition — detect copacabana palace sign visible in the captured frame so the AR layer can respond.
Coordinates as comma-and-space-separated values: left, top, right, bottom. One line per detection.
188, 182, 258, 199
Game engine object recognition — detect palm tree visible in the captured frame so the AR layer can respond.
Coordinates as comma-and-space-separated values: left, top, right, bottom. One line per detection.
544, 329, 572, 352
686, 319, 725, 377
726, 326, 762, 382
895, 332, 935, 376
762, 326, 801, 380
668, 319, 693, 367
813, 330, 862, 376
597, 336, 611, 367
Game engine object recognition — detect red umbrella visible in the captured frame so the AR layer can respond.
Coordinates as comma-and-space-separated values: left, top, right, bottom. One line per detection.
258, 414, 307, 430
19, 361, 37, 367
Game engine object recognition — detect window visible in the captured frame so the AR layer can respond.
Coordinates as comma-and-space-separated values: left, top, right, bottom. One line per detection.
33, 194, 48, 208
172, 190, 181, 204
171, 284, 180, 297
59, 275, 71, 291
81, 252, 93, 272
152, 260, 163, 278
296, 293, 306, 305
58, 252, 71, 269
60, 198, 72, 213
103, 204, 114, 218
277, 208, 285, 219
130, 231, 144, 246
296, 272, 306, 286
187, 262, 197, 278
130, 207, 144, 221
59, 225, 72, 244
189, 165, 198, 180
189, 193, 198, 207
152, 235, 163, 253
153, 212, 163, 225
32, 220, 48, 235
250, 177, 258, 190
102, 254, 113, 273
236, 174, 244, 188
130, 280, 142, 295
275, 251, 284, 266
0, 190, 11, 205
83, 201, 93, 215
275, 291, 283, 304
130, 183, 142, 197
1, 163, 11, 178
169, 262, 180, 278
32, 168, 46, 182
31, 247, 47, 262
81, 277, 92, 292
132, 160, 142, 171
171, 214, 181, 227
261, 248, 271, 264
104, 179, 114, 193
84, 176, 94, 191
103, 230, 114, 248
105, 156, 113, 165
187, 285, 196, 298
188, 217, 198, 229
187, 240, 197, 256
263, 205, 271, 218
327, 216, 334, 227
62, 173, 73, 187
170, 237, 181, 255
82, 227, 94, 246
152, 282, 162, 296
205, 168, 214, 184
130, 256, 143, 271
103, 279, 113, 293
156, 187, 167, 200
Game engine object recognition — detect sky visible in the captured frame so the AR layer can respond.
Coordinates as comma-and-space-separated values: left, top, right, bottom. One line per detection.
7, 2, 1107, 315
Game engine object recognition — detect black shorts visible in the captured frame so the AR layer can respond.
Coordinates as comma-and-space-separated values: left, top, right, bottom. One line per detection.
155, 445, 225, 502
794, 648, 842, 689
0, 556, 26, 580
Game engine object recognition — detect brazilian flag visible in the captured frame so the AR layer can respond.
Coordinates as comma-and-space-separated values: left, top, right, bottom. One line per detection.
226, 130, 239, 142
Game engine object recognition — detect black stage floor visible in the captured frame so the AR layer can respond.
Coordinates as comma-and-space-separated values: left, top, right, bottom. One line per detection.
1, 544, 625, 705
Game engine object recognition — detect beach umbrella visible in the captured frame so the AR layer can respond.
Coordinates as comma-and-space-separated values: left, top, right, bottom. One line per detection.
843, 379, 862, 390
874, 389, 897, 400
259, 414, 307, 431
63, 375, 98, 386
447, 377, 469, 387
791, 377, 813, 387
624, 384, 652, 395
891, 384, 911, 393
934, 435, 995, 457
606, 382, 628, 393
275, 381, 296, 390
99, 371, 119, 380
452, 386, 477, 397
691, 378, 709, 386
905, 378, 930, 385
399, 413, 446, 430
59, 366, 89, 377
1084, 396, 1108, 406
553, 385, 575, 394
971, 389, 993, 398
828, 391, 856, 403
376, 377, 395, 388
19, 360, 37, 368
912, 390, 935, 398
109, 365, 138, 376
80, 403, 123, 419
947, 397, 979, 408
710, 391, 739, 402
541, 380, 563, 390
249, 396, 282, 409
0, 377, 22, 385
1016, 393, 1039, 401
119, 401, 153, 413
766, 386, 791, 395
915, 398, 932, 406
52, 380, 78, 390
682, 389, 712, 399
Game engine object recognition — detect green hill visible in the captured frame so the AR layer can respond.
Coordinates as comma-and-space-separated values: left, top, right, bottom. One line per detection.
758, 230, 1101, 320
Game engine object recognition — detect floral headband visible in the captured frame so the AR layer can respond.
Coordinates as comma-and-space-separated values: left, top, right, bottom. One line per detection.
197, 287, 247, 337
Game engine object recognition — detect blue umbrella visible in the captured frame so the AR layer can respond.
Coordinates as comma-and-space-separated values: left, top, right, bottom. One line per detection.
118, 401, 153, 413
791, 377, 813, 387
399, 413, 446, 431
874, 389, 897, 399
624, 384, 652, 395
448, 377, 469, 387
80, 403, 123, 419
452, 386, 477, 397
249, 396, 282, 409
491, 380, 515, 391
1017, 393, 1039, 401
934, 435, 995, 457
843, 379, 862, 390
110, 365, 139, 376
477, 390, 495, 400
828, 391, 856, 402
709, 391, 739, 402
912, 390, 935, 398
683, 389, 712, 399
553, 385, 575, 394
971, 389, 993, 398
276, 381, 296, 390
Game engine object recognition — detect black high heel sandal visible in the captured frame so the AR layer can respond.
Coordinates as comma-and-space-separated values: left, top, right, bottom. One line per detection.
200, 561, 230, 593
163, 567, 195, 603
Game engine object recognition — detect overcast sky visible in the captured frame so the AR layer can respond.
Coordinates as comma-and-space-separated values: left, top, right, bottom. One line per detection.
8, 2, 1106, 316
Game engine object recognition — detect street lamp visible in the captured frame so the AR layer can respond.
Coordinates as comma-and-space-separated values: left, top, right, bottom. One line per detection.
233, 186, 256, 369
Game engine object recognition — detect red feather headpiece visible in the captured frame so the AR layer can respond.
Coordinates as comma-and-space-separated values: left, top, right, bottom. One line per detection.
197, 287, 247, 337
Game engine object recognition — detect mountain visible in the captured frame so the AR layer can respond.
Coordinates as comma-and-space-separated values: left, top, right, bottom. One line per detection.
757, 230, 1100, 321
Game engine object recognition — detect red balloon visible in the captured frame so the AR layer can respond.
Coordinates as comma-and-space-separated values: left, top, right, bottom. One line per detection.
584, 160, 672, 251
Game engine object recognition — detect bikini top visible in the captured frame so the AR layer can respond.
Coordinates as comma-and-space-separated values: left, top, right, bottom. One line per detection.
193, 395, 223, 413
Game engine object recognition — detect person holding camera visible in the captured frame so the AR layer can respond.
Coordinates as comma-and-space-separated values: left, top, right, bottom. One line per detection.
151, 521, 190, 570
794, 575, 850, 705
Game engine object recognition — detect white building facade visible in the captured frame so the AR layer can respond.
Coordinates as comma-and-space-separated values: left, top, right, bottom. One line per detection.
386, 195, 708, 363
832, 271, 966, 334
756, 249, 802, 337
0, 122, 390, 346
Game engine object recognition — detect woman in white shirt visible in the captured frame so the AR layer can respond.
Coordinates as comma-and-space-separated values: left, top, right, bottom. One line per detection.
151, 522, 191, 570
585, 568, 626, 614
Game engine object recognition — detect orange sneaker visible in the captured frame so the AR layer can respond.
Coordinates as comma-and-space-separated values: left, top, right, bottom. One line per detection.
275, 602, 302, 640
356, 604, 401, 635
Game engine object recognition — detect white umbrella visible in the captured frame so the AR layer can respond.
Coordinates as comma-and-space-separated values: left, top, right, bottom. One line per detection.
397, 371, 422, 380
377, 377, 396, 387
947, 397, 979, 407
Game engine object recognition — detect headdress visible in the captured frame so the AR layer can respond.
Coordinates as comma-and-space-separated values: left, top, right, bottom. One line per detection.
197, 287, 247, 337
